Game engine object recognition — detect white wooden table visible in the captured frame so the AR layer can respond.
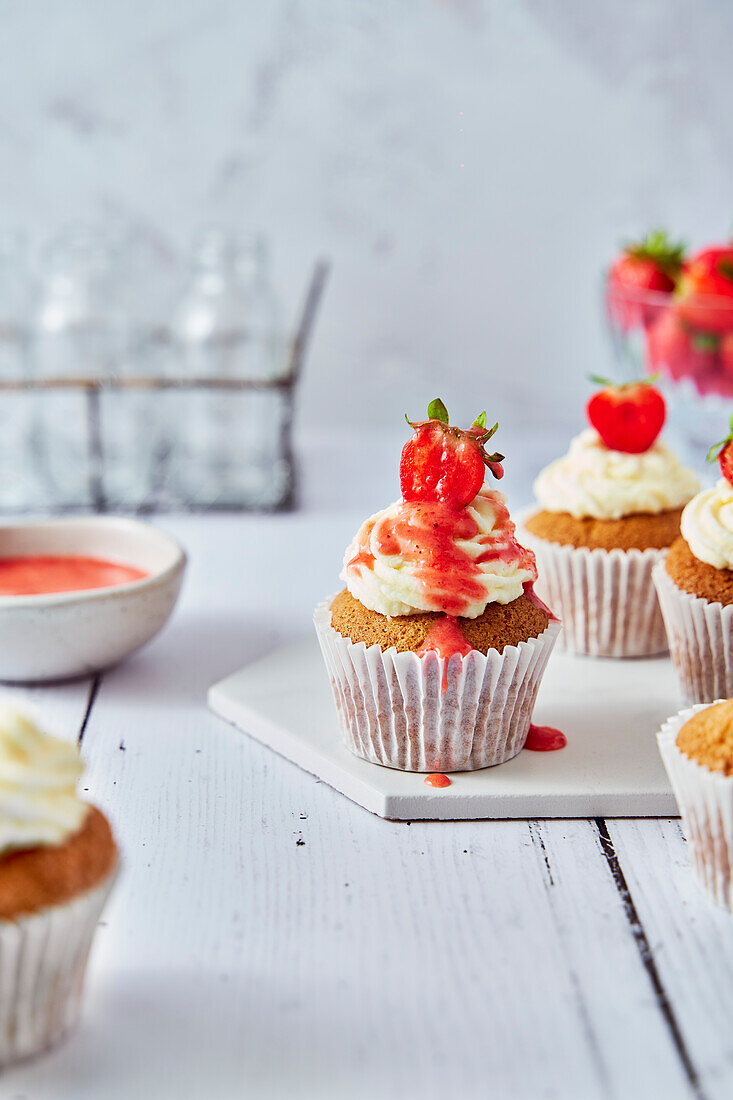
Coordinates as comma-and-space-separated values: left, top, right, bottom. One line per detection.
4, 434, 732, 1100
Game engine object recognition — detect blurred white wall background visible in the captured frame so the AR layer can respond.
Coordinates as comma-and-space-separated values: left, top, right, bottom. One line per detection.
0, 0, 730, 441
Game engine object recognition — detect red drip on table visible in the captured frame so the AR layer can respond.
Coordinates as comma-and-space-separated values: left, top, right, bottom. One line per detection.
0, 555, 149, 596
525, 724, 567, 752
424, 773, 452, 788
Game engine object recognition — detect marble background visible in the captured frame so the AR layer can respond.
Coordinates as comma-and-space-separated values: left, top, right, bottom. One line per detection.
0, 0, 731, 440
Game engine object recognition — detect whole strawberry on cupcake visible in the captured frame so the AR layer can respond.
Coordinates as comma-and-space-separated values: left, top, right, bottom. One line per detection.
314, 400, 562, 772
655, 417, 733, 702
519, 378, 699, 657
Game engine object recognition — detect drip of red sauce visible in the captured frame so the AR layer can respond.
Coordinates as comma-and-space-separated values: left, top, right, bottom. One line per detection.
346, 517, 376, 573
424, 773, 452, 788
523, 581, 559, 621
416, 614, 473, 692
375, 502, 486, 615
0, 555, 148, 596
525, 724, 567, 752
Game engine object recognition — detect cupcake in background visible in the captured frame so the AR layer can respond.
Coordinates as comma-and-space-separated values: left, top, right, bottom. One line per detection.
519, 378, 699, 657
0, 705, 118, 1066
654, 416, 733, 702
314, 400, 562, 772
658, 699, 733, 911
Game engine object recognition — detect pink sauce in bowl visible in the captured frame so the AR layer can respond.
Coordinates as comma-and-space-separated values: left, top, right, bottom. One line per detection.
0, 555, 149, 597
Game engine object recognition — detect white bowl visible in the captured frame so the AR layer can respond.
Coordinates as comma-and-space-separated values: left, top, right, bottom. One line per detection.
0, 516, 186, 682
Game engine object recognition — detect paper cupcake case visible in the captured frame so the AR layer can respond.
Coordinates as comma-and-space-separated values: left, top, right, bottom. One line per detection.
314, 599, 562, 772
0, 869, 116, 1067
517, 520, 668, 658
653, 561, 733, 703
658, 704, 733, 911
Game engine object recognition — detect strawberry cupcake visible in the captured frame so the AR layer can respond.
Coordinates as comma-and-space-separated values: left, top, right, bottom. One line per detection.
519, 379, 699, 657
314, 400, 562, 772
654, 417, 733, 702
0, 706, 118, 1066
658, 699, 733, 910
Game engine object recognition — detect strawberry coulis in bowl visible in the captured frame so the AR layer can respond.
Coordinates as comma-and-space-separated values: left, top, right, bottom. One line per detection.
0, 555, 148, 597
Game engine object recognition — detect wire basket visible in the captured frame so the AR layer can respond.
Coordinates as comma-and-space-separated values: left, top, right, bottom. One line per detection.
0, 261, 328, 513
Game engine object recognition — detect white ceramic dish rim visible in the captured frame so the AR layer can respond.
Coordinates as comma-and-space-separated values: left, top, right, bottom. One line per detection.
0, 516, 186, 609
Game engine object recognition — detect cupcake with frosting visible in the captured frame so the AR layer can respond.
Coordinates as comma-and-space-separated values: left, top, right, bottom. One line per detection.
658, 699, 733, 910
314, 400, 562, 772
520, 379, 699, 657
654, 416, 733, 701
0, 705, 118, 1066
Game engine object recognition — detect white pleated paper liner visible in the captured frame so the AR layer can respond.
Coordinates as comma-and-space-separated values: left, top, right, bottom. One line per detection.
314, 598, 562, 772
658, 703, 733, 911
517, 514, 668, 658
653, 561, 733, 704
0, 865, 116, 1067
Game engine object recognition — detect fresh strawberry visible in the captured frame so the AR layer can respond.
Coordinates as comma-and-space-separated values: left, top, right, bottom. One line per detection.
586, 377, 666, 454
646, 309, 719, 381
675, 246, 733, 334
400, 399, 504, 508
609, 230, 684, 294
707, 415, 733, 486
607, 230, 685, 330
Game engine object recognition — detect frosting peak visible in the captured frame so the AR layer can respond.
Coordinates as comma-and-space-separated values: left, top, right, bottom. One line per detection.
342, 487, 537, 618
533, 429, 700, 520
681, 479, 733, 570
0, 707, 87, 857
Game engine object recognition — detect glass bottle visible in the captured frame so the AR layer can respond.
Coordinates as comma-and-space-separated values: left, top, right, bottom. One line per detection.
169, 229, 284, 506
29, 226, 125, 508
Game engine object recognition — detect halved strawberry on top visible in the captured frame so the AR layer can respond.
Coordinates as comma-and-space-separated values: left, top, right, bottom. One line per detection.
400, 399, 504, 509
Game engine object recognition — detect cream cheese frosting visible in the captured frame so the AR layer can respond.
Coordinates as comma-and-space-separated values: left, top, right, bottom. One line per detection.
0, 707, 87, 856
342, 487, 537, 618
533, 429, 700, 520
681, 479, 733, 570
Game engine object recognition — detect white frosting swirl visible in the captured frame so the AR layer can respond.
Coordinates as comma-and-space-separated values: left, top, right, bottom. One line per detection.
342, 488, 537, 619
681, 480, 733, 570
533, 429, 700, 520
0, 707, 87, 856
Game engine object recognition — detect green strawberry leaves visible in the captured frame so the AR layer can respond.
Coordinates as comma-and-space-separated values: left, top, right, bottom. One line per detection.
625, 229, 686, 279
426, 397, 449, 423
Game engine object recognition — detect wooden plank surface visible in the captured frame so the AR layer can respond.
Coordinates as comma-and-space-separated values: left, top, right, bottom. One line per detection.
0, 513, 730, 1099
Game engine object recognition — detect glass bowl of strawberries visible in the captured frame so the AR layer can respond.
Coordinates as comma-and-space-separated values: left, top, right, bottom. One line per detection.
605, 231, 733, 465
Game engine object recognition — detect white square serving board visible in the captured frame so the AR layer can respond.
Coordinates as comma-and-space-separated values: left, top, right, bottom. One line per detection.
208, 637, 681, 820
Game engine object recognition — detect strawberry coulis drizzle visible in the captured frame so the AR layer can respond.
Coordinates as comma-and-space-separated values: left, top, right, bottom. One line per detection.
525, 724, 567, 752
416, 615, 473, 692
523, 581, 559, 621
347, 491, 537, 620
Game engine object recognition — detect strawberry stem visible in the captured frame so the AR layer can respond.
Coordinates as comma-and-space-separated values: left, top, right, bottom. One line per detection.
588, 373, 660, 391
706, 413, 733, 463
